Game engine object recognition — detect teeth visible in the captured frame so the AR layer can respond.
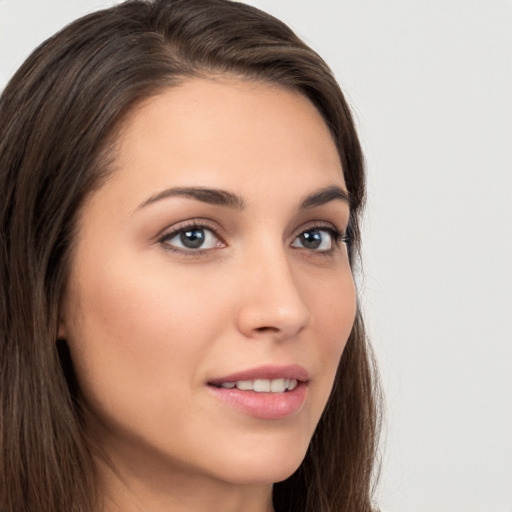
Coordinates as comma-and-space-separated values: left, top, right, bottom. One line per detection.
254, 379, 271, 392
270, 378, 285, 392
219, 378, 299, 392
237, 380, 253, 391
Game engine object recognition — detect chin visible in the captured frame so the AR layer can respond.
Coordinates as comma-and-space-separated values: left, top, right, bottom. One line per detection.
202, 437, 309, 486
215, 460, 304, 486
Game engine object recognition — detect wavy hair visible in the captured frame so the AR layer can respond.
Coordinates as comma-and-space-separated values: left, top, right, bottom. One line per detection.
0, 1, 381, 511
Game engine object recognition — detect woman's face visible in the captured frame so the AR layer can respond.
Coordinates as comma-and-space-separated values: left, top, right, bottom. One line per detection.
60, 78, 356, 489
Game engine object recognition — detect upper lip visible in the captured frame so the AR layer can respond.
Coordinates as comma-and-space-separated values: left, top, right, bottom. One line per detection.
207, 364, 309, 386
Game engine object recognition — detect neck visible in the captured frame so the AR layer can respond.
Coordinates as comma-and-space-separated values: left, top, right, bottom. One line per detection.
94, 448, 275, 512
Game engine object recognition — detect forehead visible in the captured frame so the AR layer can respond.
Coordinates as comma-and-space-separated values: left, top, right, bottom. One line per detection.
95, 77, 346, 211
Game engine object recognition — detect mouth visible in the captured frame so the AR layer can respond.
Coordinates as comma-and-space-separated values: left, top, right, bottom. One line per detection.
210, 378, 299, 393
206, 365, 309, 419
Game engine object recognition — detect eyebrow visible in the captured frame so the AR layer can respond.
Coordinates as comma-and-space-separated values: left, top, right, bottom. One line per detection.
299, 185, 351, 210
137, 187, 246, 210
137, 184, 350, 211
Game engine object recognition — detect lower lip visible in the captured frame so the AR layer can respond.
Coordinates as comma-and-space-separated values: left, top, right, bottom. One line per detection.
207, 382, 308, 419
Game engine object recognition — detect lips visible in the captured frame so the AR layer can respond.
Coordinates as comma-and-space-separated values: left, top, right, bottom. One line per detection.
216, 378, 299, 393
206, 365, 309, 419
207, 364, 309, 386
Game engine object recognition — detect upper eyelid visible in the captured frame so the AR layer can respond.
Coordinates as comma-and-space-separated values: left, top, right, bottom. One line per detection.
158, 218, 225, 241
291, 220, 345, 238
157, 221, 225, 256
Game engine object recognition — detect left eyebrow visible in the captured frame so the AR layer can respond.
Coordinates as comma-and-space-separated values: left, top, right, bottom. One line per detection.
299, 185, 351, 210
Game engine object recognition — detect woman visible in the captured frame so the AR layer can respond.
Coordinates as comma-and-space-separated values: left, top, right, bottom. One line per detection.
0, 1, 381, 511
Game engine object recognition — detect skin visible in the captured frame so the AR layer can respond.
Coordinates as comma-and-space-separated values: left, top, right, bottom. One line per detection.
60, 78, 357, 512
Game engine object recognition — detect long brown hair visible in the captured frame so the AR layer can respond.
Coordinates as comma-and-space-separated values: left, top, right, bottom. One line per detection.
0, 1, 381, 511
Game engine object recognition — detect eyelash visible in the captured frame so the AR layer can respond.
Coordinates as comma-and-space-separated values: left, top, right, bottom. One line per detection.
158, 219, 224, 257
301, 222, 347, 243
292, 222, 349, 256
158, 220, 349, 257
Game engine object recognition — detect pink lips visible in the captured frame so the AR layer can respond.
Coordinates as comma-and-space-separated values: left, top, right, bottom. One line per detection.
208, 364, 309, 386
207, 364, 309, 420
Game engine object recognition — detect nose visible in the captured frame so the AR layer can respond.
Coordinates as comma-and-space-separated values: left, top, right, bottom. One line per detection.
235, 247, 311, 341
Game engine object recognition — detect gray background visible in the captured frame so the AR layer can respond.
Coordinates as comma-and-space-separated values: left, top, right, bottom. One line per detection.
1, 1, 511, 511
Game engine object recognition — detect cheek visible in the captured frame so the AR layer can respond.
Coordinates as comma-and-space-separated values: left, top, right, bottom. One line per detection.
62, 250, 229, 421
312, 267, 356, 345
307, 269, 357, 398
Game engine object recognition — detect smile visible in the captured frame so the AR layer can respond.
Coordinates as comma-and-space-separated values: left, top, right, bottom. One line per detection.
207, 365, 309, 419
215, 378, 299, 392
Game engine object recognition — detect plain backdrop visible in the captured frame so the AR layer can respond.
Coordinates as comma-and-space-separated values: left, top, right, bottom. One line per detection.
1, 1, 511, 511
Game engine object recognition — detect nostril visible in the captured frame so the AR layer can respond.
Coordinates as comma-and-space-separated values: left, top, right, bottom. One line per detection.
255, 326, 279, 333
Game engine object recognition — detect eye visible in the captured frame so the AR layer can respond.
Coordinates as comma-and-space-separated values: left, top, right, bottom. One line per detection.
291, 227, 341, 252
160, 224, 223, 252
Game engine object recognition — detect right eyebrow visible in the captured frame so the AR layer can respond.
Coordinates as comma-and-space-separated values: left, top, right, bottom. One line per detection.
136, 187, 246, 211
